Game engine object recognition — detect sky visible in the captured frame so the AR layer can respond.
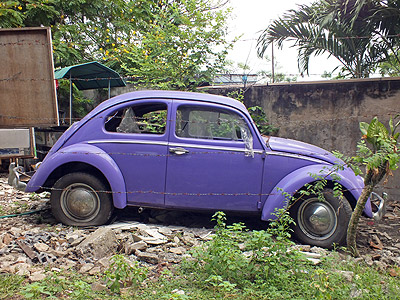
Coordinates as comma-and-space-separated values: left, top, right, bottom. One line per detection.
226, 0, 339, 81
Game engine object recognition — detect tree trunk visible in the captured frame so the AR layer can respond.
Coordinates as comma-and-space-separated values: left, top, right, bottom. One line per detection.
346, 184, 374, 257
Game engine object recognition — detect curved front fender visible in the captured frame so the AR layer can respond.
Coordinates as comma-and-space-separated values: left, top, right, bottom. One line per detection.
26, 144, 127, 209
261, 164, 368, 221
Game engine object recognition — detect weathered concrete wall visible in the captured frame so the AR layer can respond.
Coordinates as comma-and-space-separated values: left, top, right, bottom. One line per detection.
206, 77, 400, 200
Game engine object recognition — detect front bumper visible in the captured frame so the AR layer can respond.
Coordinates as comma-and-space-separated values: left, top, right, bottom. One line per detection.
370, 192, 387, 221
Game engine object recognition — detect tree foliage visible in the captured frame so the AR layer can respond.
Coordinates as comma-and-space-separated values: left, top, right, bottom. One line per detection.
257, 0, 400, 78
0, 0, 232, 90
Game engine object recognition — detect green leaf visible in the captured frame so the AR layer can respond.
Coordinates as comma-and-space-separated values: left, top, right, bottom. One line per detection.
359, 122, 369, 136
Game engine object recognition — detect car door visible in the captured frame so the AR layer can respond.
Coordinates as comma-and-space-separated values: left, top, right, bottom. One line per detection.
165, 100, 265, 212
96, 99, 171, 207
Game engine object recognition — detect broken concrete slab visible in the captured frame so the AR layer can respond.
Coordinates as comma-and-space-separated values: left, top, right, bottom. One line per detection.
76, 228, 118, 260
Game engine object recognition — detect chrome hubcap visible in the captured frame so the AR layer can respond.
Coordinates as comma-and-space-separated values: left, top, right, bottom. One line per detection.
298, 199, 337, 240
61, 183, 100, 221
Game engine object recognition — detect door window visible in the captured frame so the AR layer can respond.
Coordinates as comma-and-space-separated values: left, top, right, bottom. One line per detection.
175, 106, 249, 141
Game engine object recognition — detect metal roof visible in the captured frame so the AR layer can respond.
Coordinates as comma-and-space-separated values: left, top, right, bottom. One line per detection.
54, 61, 126, 90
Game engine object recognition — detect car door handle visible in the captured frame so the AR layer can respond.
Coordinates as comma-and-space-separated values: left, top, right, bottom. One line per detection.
169, 147, 189, 155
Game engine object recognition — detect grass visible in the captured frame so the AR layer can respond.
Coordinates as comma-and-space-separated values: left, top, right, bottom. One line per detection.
1, 212, 400, 299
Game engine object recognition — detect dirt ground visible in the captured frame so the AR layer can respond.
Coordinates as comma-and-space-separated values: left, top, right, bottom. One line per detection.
1, 172, 400, 259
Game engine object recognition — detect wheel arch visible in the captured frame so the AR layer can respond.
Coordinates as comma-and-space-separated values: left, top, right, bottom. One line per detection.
44, 162, 110, 191
27, 144, 127, 209
261, 164, 360, 221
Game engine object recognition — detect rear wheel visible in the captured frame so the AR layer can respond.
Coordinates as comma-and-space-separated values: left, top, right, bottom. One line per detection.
50, 172, 113, 226
290, 189, 352, 248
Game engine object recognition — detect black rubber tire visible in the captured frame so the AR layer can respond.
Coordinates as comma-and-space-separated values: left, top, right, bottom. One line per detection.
50, 172, 113, 226
290, 189, 352, 249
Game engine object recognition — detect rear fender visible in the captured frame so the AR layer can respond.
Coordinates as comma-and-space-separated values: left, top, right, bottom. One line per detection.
26, 144, 127, 209
261, 164, 367, 221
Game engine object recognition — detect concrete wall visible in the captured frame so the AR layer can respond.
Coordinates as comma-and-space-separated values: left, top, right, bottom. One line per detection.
206, 77, 400, 200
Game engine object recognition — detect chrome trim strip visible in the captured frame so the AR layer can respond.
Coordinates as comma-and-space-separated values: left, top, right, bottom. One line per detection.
169, 142, 264, 154
267, 151, 328, 164
88, 140, 169, 146
89, 140, 264, 154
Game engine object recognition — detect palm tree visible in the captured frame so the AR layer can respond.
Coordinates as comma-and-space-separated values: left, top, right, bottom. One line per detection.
257, 0, 400, 78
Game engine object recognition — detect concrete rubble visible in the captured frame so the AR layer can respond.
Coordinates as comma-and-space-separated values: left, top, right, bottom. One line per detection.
1, 174, 400, 282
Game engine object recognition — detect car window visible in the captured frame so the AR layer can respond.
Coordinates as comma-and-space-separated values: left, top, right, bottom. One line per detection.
105, 103, 167, 134
175, 105, 249, 141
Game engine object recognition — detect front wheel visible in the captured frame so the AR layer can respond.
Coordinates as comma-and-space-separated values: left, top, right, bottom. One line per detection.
290, 189, 352, 248
50, 172, 113, 226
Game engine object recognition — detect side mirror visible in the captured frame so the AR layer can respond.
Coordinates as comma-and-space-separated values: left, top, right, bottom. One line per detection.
241, 127, 254, 158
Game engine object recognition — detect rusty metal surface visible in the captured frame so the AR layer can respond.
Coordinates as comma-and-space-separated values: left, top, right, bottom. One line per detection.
0, 27, 58, 128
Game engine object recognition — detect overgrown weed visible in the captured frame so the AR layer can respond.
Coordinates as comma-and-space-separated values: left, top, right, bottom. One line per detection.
3, 212, 400, 299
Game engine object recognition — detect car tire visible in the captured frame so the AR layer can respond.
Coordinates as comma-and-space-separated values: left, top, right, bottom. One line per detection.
50, 172, 113, 226
290, 189, 352, 248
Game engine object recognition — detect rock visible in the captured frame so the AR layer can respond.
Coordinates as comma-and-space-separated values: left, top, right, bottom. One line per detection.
336, 270, 354, 282
182, 232, 197, 246
199, 231, 213, 240
70, 237, 85, 247
306, 257, 321, 265
2, 233, 12, 245
12, 263, 31, 276
290, 245, 311, 252
158, 227, 173, 236
169, 247, 186, 255
243, 251, 253, 258
144, 229, 167, 240
299, 251, 321, 259
77, 228, 118, 259
139, 236, 168, 245
238, 243, 246, 251
79, 263, 95, 273
29, 271, 46, 282
173, 236, 180, 244
373, 260, 387, 270
136, 250, 159, 264
159, 253, 182, 264
310, 246, 328, 256
172, 289, 185, 295
15, 255, 28, 264
34, 242, 49, 252
9, 227, 22, 237
89, 266, 101, 275
350, 286, 364, 298
126, 241, 148, 254
97, 257, 112, 269
48, 249, 67, 257
364, 255, 374, 266
51, 267, 61, 272
91, 282, 107, 292
59, 258, 78, 269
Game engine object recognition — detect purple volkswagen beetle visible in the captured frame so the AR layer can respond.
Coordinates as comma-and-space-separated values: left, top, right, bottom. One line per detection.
21, 90, 385, 248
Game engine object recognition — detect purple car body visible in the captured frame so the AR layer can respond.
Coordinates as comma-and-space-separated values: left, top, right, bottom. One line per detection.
25, 90, 375, 247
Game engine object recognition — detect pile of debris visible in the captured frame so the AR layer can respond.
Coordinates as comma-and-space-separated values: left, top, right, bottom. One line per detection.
0, 215, 214, 281
1, 174, 400, 282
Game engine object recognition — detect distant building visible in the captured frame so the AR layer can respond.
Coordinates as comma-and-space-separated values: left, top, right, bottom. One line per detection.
213, 74, 259, 85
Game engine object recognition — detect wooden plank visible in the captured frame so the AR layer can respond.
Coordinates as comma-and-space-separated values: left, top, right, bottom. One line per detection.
0, 27, 59, 128
15, 239, 37, 261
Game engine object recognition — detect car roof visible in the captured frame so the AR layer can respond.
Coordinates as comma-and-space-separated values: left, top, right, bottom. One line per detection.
86, 90, 247, 119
